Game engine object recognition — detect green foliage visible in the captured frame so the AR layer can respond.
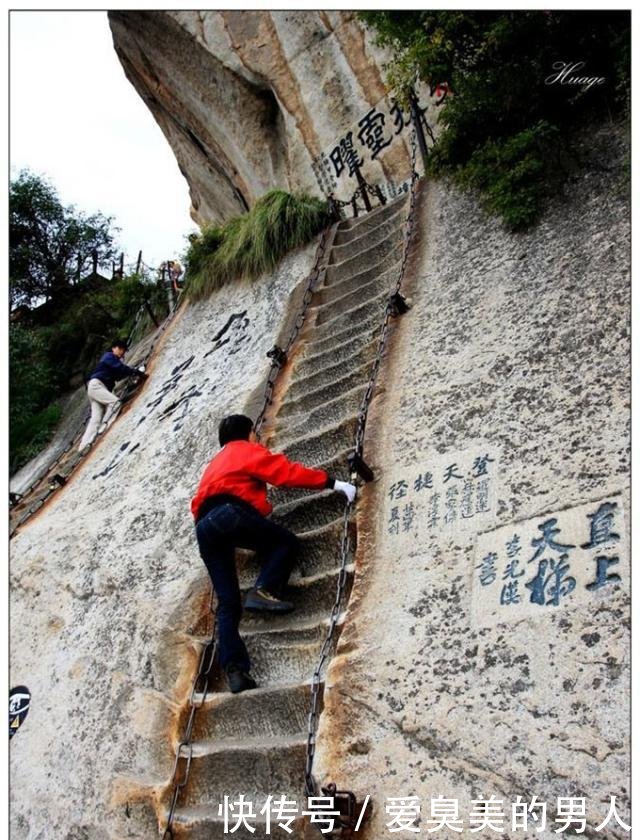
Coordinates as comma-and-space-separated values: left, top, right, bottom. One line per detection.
9, 272, 169, 472
10, 169, 118, 308
11, 405, 63, 474
10, 325, 62, 472
434, 121, 561, 229
8, 170, 170, 471
359, 11, 630, 229
87, 273, 168, 339
185, 190, 330, 299
40, 272, 169, 387
184, 227, 225, 285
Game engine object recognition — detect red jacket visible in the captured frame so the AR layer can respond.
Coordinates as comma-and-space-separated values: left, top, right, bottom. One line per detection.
191, 440, 330, 519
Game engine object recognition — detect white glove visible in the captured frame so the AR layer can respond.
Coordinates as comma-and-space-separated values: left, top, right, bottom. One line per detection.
334, 480, 357, 504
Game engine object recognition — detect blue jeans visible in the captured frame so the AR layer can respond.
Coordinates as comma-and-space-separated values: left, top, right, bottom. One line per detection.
195, 501, 300, 672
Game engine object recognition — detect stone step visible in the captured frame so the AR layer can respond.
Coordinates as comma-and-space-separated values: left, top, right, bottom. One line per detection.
170, 805, 307, 840
334, 195, 408, 245
314, 288, 389, 336
57, 451, 84, 477
324, 237, 403, 287
312, 274, 395, 328
271, 487, 349, 533
294, 329, 377, 380
307, 316, 380, 359
287, 331, 380, 395
193, 681, 319, 743
178, 736, 307, 808
266, 445, 354, 502
317, 255, 399, 304
234, 513, 352, 585
239, 568, 354, 632
279, 416, 357, 468
276, 384, 367, 445
163, 200, 406, 827
281, 359, 373, 415
313, 292, 386, 342
189, 622, 332, 690
288, 337, 376, 393
329, 202, 406, 263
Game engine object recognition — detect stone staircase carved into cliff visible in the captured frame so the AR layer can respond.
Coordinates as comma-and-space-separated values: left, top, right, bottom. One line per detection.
167, 195, 408, 838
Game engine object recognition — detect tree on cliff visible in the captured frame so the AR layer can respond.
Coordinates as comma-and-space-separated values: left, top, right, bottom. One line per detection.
360, 11, 630, 229
9, 324, 62, 473
10, 170, 118, 310
8, 171, 172, 473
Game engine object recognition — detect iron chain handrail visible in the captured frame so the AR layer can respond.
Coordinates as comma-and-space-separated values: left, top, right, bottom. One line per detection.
353, 122, 419, 458
359, 180, 384, 198
253, 223, 334, 439
304, 503, 352, 799
162, 586, 217, 838
303, 119, 420, 837
161, 222, 335, 838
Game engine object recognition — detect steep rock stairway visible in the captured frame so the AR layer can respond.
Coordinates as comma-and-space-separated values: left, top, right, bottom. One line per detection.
167, 194, 409, 839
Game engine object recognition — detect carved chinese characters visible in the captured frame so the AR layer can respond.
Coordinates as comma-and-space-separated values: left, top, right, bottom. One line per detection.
473, 496, 625, 626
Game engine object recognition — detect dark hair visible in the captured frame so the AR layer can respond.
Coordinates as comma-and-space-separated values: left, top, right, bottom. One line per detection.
218, 414, 254, 446
111, 338, 128, 350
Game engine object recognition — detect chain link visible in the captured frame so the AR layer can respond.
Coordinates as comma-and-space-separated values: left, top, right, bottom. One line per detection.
162, 593, 217, 839
354, 122, 419, 457
328, 176, 387, 215
161, 223, 335, 838
254, 224, 333, 439
304, 503, 352, 797
303, 119, 420, 830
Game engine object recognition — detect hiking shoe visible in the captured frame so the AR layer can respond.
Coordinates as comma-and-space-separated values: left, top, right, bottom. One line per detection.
244, 588, 295, 613
225, 665, 257, 694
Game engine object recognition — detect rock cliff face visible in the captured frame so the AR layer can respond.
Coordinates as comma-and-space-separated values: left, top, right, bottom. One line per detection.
10, 12, 630, 840
10, 122, 630, 838
314, 127, 631, 838
9, 242, 321, 838
108, 11, 421, 225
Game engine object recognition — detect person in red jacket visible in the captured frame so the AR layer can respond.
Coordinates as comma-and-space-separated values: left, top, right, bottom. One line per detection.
192, 414, 356, 693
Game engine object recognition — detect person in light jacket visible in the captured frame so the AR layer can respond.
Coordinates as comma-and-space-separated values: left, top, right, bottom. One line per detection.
78, 339, 146, 452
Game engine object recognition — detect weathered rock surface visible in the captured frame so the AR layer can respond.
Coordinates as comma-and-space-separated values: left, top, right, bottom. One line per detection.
314, 126, 630, 837
107, 11, 424, 225
9, 242, 320, 838
10, 22, 629, 833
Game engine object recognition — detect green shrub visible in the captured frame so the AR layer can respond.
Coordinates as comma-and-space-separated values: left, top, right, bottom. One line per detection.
359, 11, 630, 229
439, 121, 561, 230
185, 190, 330, 299
10, 324, 62, 472
9, 271, 169, 472
10, 404, 63, 474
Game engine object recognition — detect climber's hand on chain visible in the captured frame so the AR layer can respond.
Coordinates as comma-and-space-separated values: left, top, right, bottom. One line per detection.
334, 480, 357, 503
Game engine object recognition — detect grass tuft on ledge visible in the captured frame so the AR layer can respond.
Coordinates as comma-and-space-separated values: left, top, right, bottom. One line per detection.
185, 190, 331, 299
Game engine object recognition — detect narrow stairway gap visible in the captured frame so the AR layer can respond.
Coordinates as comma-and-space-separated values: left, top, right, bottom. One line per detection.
166, 194, 409, 837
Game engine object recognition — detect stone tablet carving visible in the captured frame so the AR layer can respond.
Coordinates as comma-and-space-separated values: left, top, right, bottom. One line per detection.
473, 494, 625, 627
383, 448, 499, 540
